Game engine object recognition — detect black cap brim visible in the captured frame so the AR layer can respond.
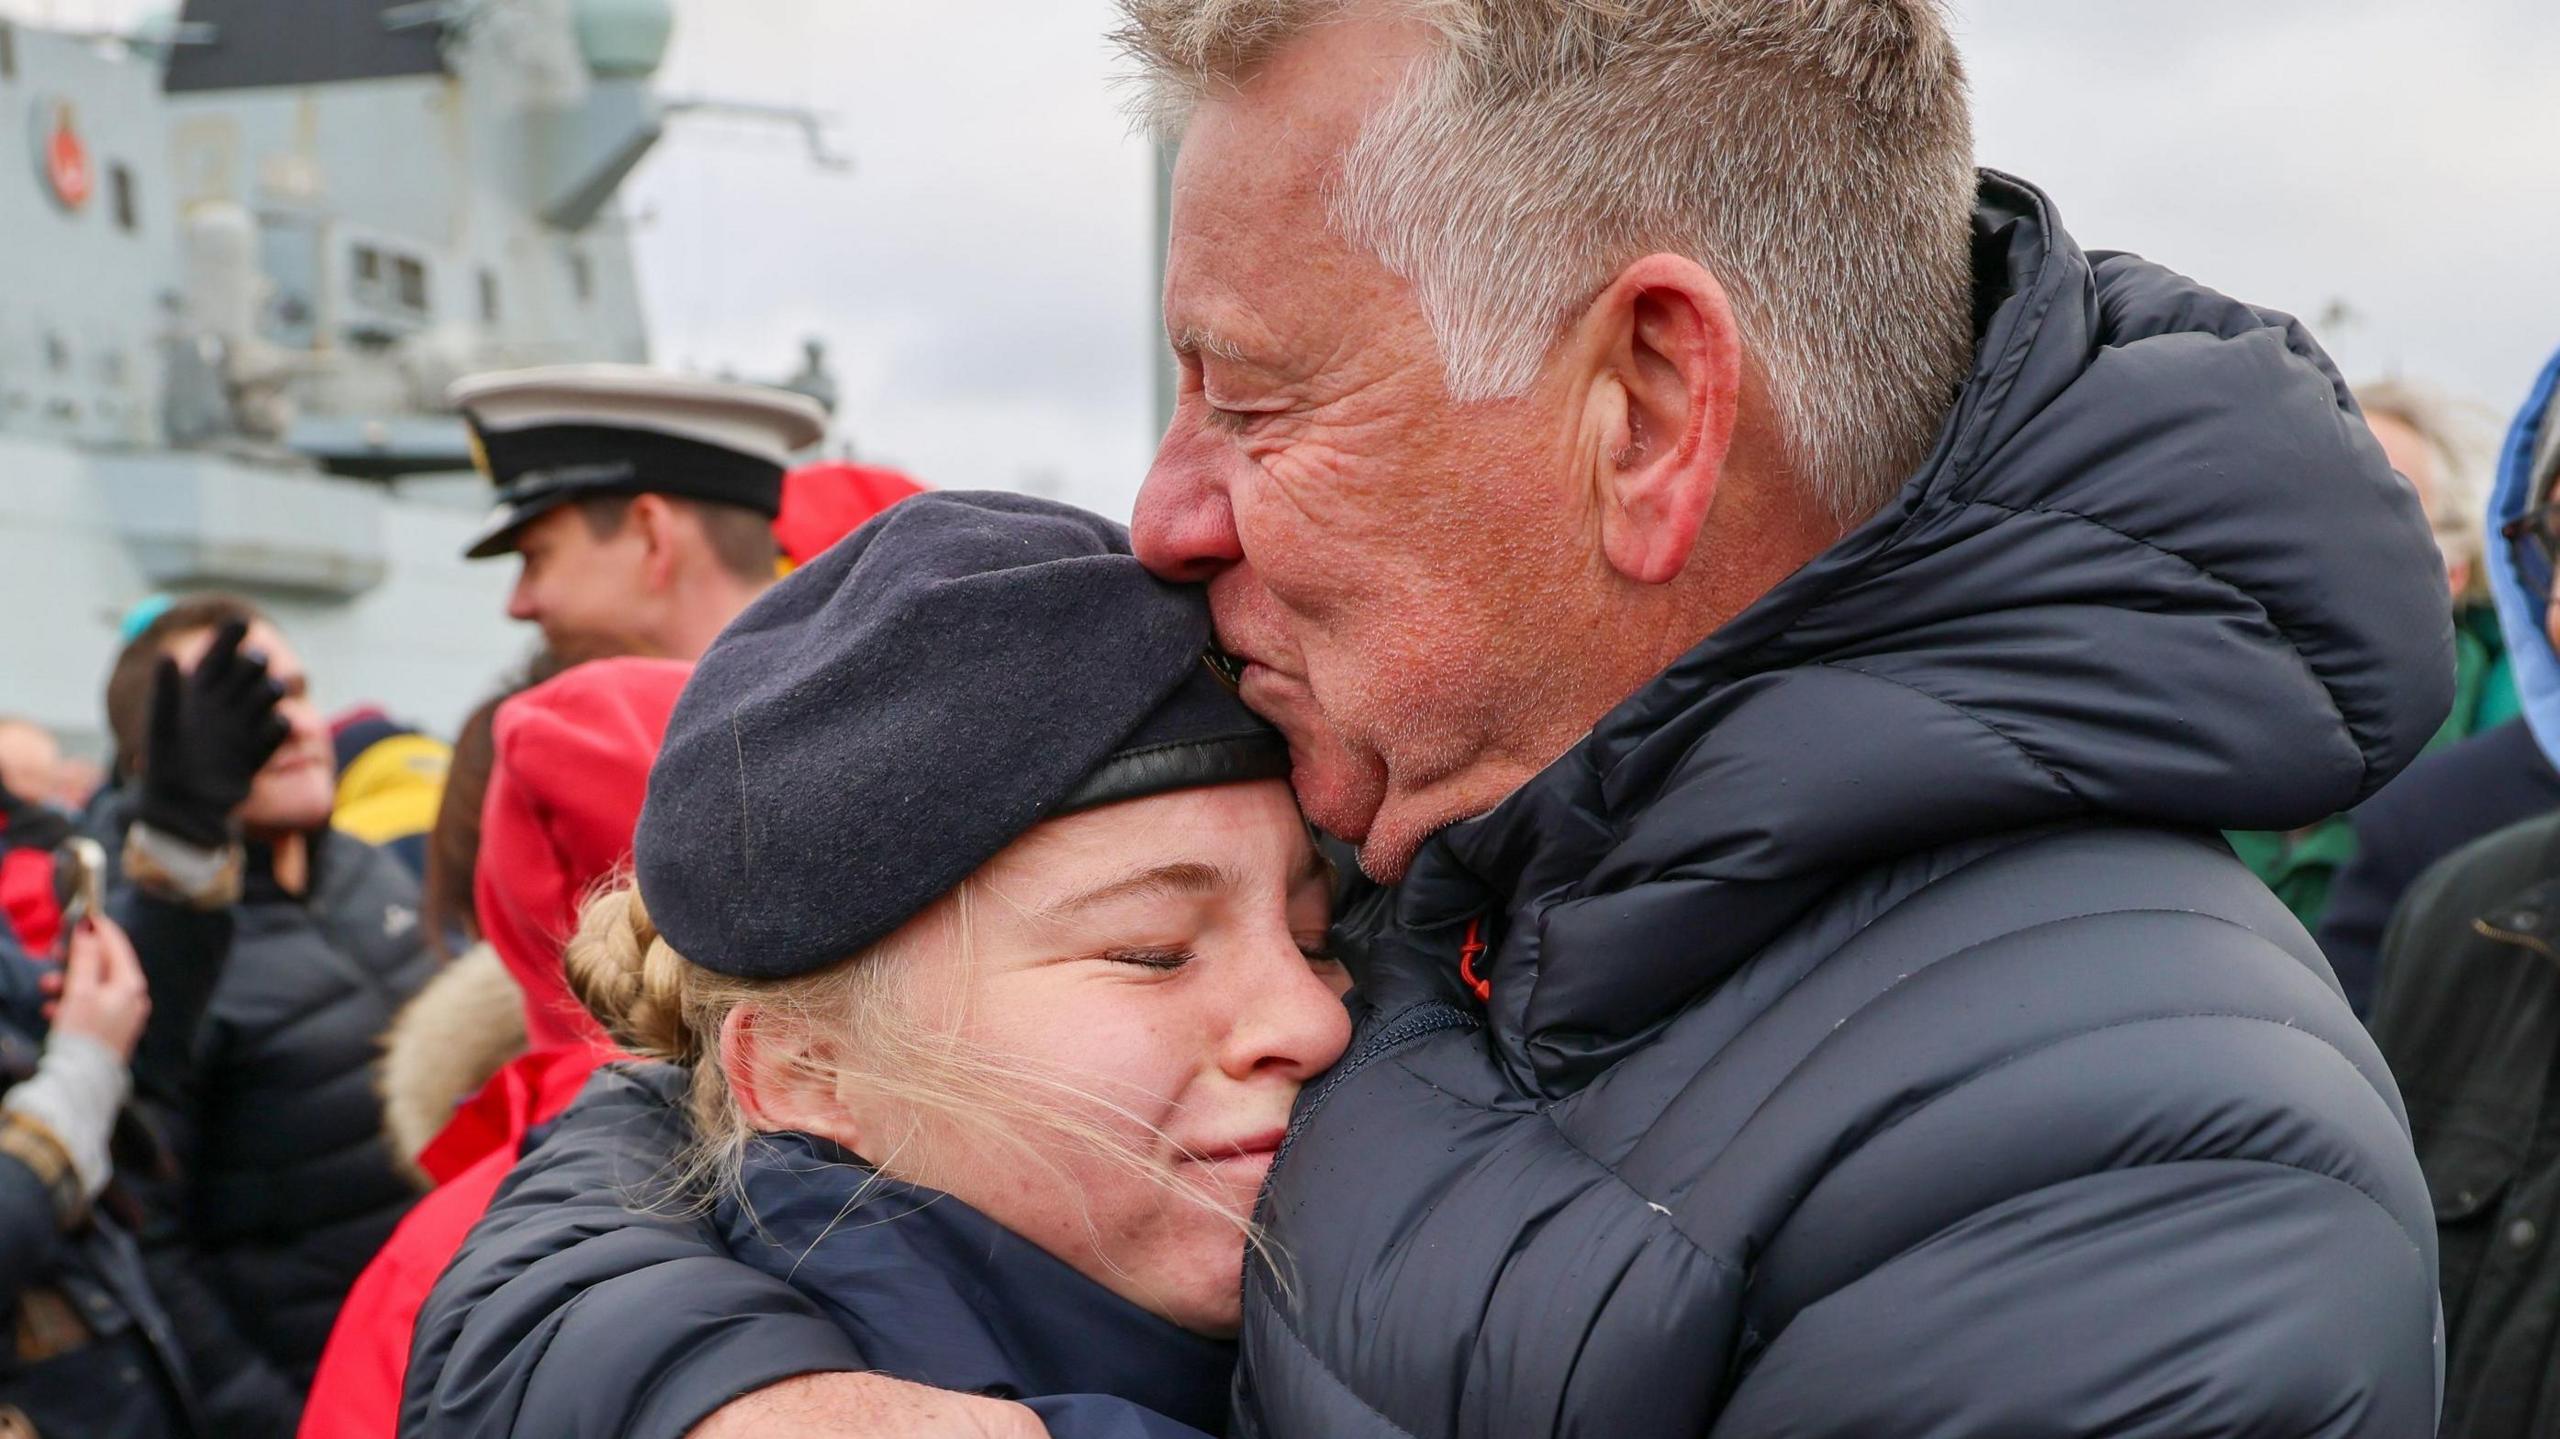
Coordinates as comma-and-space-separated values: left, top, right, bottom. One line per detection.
461, 491, 578, 560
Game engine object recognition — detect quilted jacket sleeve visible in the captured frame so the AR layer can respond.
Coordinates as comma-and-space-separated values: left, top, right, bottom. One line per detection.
1707, 906, 2441, 1439
400, 1064, 865, 1439
1710, 1160, 2436, 1437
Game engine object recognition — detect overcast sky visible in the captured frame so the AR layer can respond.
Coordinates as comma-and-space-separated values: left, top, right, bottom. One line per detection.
22, 0, 2559, 516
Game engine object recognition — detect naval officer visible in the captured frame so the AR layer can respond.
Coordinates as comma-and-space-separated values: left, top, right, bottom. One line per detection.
452, 366, 827, 663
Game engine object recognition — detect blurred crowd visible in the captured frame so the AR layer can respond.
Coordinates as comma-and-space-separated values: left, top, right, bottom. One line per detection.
0, 380, 923, 1439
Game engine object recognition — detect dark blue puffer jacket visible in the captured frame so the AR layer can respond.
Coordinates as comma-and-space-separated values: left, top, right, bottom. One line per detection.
404, 173, 2451, 1438
1234, 173, 2448, 1437
136, 832, 432, 1438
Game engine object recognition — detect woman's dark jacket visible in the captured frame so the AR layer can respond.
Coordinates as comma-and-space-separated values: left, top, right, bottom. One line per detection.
405, 173, 2449, 1437
2368, 808, 2560, 1439
130, 831, 432, 1437
721, 1124, 1232, 1437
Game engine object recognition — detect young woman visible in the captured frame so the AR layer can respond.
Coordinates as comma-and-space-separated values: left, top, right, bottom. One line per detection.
548, 493, 1352, 1437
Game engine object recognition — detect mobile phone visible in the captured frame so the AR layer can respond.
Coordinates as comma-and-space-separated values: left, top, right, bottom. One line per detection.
49, 838, 106, 956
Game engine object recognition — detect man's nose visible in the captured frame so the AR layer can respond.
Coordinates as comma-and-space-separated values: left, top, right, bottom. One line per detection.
1131, 432, 1245, 584
282, 697, 328, 746
504, 570, 539, 622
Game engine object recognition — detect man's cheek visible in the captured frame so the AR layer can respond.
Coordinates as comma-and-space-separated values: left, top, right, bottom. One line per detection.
1245, 431, 1401, 547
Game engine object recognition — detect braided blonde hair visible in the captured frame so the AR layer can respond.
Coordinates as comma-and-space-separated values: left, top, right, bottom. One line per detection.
563, 885, 692, 1060
564, 881, 917, 1202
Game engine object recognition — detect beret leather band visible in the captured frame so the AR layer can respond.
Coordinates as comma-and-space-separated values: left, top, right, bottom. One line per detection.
1057, 729, 1292, 817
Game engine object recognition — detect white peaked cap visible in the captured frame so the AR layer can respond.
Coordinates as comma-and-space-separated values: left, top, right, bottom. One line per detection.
449, 364, 827, 466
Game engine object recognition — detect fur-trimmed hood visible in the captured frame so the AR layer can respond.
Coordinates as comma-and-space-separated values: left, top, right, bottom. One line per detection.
377, 943, 526, 1182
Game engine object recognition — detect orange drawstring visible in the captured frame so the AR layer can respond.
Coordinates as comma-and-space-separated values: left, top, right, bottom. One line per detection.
1458, 916, 1492, 1003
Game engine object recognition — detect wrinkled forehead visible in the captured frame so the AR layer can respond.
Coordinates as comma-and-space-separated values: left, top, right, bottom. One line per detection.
1168, 7, 1425, 189
1162, 111, 1336, 342
1160, 16, 1429, 346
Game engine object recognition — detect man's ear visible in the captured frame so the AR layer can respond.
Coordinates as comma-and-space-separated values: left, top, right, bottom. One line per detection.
627, 493, 685, 592
1574, 253, 1744, 586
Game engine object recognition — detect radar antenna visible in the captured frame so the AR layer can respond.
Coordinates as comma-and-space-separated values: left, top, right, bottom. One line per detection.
661, 96, 853, 174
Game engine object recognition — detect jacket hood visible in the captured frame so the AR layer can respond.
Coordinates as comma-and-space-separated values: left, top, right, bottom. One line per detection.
1401, 172, 2454, 1088
476, 657, 690, 1051
2485, 344, 2560, 766
377, 941, 528, 1179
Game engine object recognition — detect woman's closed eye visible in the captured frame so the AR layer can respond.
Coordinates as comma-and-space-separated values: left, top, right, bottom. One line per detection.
1101, 946, 1197, 973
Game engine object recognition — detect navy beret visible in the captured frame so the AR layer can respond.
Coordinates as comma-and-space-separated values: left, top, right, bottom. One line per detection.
635, 491, 1288, 978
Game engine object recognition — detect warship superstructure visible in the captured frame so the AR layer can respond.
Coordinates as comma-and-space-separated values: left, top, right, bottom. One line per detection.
1, 0, 826, 751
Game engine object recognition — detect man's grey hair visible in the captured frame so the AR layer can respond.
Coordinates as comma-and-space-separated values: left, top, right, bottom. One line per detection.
1118, 0, 1980, 523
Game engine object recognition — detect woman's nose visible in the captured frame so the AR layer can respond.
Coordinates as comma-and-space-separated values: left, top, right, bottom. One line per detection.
1219, 939, 1354, 1082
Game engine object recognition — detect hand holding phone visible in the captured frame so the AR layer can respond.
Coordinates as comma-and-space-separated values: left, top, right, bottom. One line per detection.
48, 838, 105, 957
44, 914, 149, 1063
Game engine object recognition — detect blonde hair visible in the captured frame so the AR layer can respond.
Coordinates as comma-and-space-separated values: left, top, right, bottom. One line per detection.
1116, 0, 1979, 523
563, 880, 1275, 1283
2357, 377, 2496, 605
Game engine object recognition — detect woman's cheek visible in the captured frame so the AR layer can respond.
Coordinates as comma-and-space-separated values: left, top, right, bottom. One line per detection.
991, 977, 1195, 1122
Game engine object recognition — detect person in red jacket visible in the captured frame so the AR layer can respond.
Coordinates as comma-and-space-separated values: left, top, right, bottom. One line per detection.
0, 779, 72, 955
774, 460, 925, 574
296, 657, 690, 1439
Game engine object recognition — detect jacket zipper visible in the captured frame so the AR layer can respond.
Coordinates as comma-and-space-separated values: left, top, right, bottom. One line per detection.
1270, 1001, 1480, 1175
2473, 917, 2560, 969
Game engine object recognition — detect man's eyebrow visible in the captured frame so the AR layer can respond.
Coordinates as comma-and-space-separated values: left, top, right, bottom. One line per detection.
1036, 859, 1242, 921
1170, 325, 1249, 364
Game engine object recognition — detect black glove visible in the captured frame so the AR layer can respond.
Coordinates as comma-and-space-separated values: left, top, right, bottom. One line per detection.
134, 619, 291, 848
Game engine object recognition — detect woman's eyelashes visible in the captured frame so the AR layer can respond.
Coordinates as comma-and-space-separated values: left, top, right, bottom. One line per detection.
1084, 931, 1340, 975
1100, 946, 1197, 973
